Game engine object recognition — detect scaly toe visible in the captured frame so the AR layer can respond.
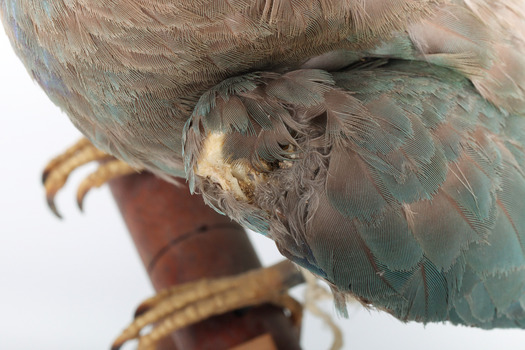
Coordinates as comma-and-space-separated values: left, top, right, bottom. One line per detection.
42, 137, 139, 217
76, 158, 137, 211
112, 260, 304, 350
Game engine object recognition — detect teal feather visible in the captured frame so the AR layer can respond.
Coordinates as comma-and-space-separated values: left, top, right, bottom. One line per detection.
3, 0, 525, 332
184, 61, 525, 328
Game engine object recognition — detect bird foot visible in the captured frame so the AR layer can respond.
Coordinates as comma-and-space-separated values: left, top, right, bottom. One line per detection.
111, 260, 304, 350
42, 137, 138, 217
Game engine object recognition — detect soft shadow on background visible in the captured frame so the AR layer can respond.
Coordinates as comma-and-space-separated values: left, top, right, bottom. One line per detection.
2, 29, 525, 350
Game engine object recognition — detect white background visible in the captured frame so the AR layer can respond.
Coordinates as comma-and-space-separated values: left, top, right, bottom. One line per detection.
2, 26, 525, 350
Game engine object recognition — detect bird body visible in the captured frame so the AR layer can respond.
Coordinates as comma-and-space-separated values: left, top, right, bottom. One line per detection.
3, 0, 525, 328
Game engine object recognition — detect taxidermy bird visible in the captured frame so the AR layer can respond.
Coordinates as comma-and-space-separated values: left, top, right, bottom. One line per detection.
2, 0, 525, 348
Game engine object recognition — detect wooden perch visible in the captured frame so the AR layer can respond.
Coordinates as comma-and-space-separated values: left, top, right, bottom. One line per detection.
108, 172, 301, 350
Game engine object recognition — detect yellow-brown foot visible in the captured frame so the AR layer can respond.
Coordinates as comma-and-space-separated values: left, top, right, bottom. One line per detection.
111, 260, 304, 350
42, 137, 139, 217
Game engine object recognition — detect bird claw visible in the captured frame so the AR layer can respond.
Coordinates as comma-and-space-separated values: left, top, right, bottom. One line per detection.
42, 137, 138, 217
111, 260, 304, 350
